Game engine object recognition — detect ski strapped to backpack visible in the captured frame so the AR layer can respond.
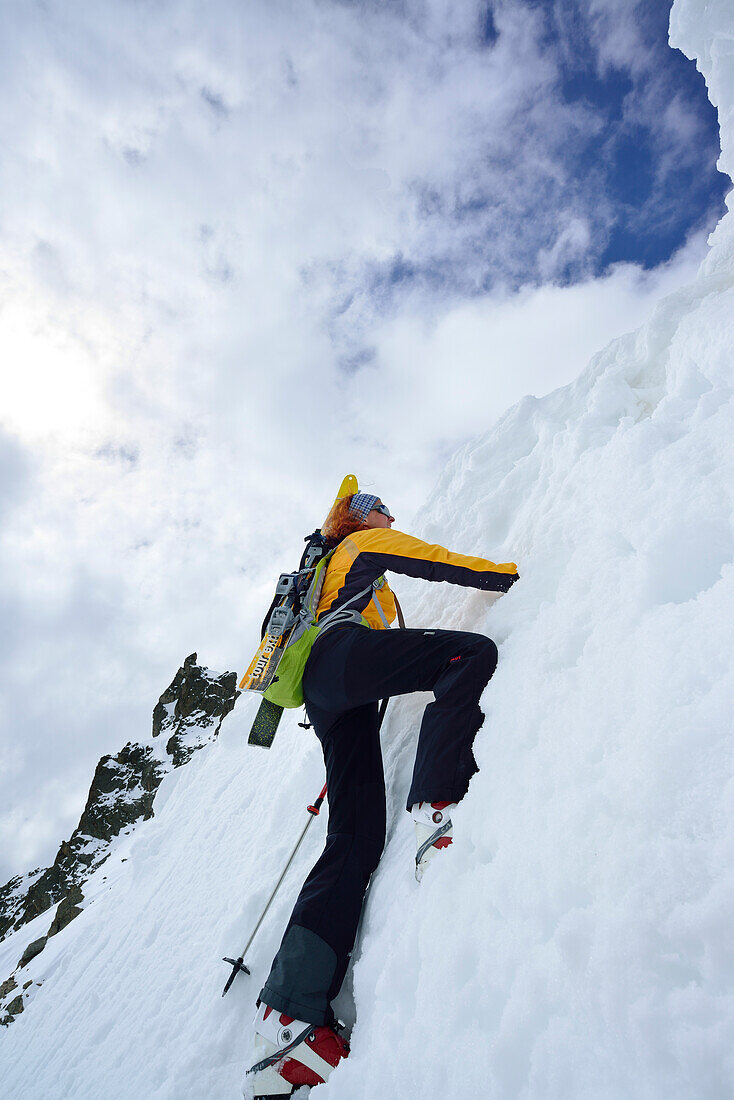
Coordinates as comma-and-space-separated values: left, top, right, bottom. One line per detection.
253, 543, 384, 710
240, 476, 358, 746
240, 477, 355, 699
240, 475, 405, 746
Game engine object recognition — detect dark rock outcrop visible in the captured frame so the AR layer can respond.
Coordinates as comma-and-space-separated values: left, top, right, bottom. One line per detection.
5, 994, 23, 1018
0, 869, 43, 942
0, 654, 239, 1025
18, 936, 47, 969
3, 741, 167, 940
153, 652, 238, 766
0, 975, 17, 999
47, 884, 84, 938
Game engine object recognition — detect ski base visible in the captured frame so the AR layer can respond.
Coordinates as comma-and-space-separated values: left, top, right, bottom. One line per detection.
250, 1074, 307, 1097
252, 1086, 310, 1098
248, 698, 284, 748
240, 629, 288, 694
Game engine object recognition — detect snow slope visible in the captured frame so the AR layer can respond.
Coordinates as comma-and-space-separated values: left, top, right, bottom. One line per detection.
2, 0, 733, 1096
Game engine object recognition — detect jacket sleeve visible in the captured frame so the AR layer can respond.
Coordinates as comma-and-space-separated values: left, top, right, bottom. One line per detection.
344, 528, 519, 593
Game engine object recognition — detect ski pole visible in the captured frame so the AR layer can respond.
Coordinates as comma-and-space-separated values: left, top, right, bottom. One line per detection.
221, 783, 327, 997
221, 696, 392, 998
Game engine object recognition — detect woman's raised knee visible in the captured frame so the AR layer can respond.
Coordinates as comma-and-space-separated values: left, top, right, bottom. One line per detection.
475, 635, 498, 679
455, 633, 498, 680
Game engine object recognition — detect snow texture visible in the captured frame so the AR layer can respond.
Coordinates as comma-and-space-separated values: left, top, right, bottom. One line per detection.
1, 0, 733, 1095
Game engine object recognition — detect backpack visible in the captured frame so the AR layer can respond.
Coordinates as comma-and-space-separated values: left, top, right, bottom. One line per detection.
260, 533, 381, 709
261, 542, 333, 709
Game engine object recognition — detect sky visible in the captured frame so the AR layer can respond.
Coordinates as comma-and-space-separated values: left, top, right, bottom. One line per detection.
0, 0, 728, 886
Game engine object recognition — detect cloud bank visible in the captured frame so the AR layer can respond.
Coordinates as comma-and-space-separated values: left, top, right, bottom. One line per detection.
0, 0, 726, 881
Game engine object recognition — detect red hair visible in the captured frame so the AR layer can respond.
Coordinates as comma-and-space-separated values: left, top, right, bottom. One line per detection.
322, 494, 368, 544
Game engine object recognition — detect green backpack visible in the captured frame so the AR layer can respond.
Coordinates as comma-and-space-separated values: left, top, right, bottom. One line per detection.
262, 549, 383, 709
262, 550, 333, 709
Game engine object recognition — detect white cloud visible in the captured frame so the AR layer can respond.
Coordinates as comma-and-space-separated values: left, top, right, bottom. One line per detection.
0, 0, 723, 882
347, 232, 708, 457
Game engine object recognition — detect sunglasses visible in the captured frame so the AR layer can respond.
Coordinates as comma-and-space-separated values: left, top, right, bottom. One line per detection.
374, 503, 393, 519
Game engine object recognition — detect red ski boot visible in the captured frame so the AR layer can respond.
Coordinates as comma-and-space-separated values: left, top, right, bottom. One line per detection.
244, 1002, 349, 1098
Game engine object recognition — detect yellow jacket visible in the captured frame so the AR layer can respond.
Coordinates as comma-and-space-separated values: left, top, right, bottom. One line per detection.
316, 528, 518, 630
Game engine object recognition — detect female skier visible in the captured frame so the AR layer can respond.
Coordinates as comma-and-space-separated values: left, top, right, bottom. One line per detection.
246, 493, 518, 1098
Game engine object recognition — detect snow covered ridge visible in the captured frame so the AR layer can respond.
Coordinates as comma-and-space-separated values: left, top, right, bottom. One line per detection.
670, 0, 734, 185
0, 654, 238, 1027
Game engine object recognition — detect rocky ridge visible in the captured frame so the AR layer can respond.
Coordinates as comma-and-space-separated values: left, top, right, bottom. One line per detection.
0, 653, 238, 1026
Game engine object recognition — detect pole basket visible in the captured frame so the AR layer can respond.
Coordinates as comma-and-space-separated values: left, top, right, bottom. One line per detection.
222, 955, 251, 997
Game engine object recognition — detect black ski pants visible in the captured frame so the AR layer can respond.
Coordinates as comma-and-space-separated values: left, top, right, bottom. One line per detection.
259, 623, 498, 1025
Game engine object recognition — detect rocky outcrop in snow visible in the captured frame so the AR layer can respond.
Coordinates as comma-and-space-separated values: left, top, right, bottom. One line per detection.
152, 652, 240, 766
0, 654, 238, 1026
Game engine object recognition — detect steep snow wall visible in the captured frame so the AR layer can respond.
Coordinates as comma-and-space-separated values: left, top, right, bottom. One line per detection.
2, 0, 733, 1096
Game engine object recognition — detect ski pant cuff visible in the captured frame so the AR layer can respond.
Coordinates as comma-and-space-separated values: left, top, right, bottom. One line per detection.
405, 787, 468, 812
258, 985, 330, 1027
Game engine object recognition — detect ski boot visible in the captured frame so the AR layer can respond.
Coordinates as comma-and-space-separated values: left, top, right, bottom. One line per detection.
411, 801, 456, 881
244, 1001, 349, 1098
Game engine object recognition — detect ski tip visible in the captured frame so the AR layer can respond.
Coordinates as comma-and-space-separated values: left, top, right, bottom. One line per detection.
337, 474, 358, 500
